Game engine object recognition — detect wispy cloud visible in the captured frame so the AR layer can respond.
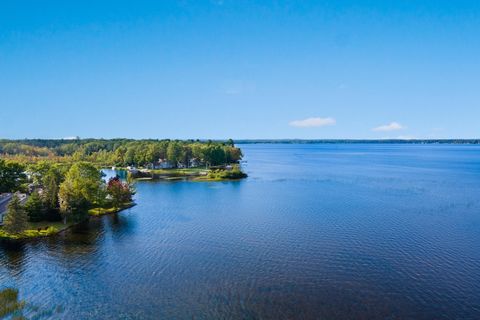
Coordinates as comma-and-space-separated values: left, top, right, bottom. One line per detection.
381, 135, 416, 140
225, 88, 242, 95
372, 122, 405, 132
289, 117, 336, 128
395, 135, 416, 140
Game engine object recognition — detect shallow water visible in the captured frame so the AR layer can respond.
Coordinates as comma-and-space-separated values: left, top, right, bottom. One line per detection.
1, 144, 480, 319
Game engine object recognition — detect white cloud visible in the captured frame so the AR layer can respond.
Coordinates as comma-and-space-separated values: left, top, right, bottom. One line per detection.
289, 117, 336, 128
225, 88, 241, 95
372, 122, 405, 132
395, 135, 416, 140
381, 135, 416, 140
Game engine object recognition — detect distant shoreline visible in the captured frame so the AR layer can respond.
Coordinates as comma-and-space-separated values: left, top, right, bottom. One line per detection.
235, 139, 480, 145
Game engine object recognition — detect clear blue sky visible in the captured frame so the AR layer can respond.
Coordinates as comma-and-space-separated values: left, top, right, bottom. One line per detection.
1, 0, 479, 139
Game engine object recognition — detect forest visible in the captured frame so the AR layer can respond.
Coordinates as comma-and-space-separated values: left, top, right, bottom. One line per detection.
0, 138, 243, 167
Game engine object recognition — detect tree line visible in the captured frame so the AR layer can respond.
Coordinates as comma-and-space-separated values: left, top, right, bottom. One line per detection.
0, 139, 243, 167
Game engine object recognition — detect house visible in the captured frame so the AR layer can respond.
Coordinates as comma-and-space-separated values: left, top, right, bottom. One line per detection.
158, 159, 174, 169
0, 192, 28, 225
189, 158, 200, 167
177, 162, 186, 169
0, 193, 12, 225
126, 166, 139, 174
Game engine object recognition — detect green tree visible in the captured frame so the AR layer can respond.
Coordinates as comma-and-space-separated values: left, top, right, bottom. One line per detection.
3, 195, 28, 234
58, 162, 105, 222
146, 143, 162, 164
112, 146, 127, 166
0, 160, 26, 193
203, 145, 226, 166
224, 146, 243, 163
42, 167, 63, 221
24, 191, 44, 222
124, 147, 135, 165
167, 141, 183, 166
42, 168, 61, 211
182, 145, 193, 167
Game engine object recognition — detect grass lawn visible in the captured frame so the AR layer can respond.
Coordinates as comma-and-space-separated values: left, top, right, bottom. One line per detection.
150, 167, 207, 175
88, 202, 135, 216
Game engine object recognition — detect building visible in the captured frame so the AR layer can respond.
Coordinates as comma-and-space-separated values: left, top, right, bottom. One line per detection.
126, 166, 139, 174
158, 159, 174, 169
189, 158, 200, 167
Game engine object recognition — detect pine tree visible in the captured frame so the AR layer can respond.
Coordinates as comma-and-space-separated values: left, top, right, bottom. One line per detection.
42, 169, 59, 212
42, 168, 62, 221
24, 191, 44, 222
3, 195, 28, 234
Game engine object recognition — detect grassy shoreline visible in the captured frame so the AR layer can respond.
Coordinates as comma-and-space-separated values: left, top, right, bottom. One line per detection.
125, 165, 247, 182
0, 202, 135, 241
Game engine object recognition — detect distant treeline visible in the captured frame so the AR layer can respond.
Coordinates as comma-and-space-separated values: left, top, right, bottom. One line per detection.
0, 139, 242, 167
234, 139, 480, 144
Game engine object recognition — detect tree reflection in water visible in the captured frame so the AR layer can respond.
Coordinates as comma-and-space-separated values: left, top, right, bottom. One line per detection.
0, 287, 63, 319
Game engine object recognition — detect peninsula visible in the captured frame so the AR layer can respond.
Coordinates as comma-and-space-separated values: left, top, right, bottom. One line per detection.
0, 139, 246, 240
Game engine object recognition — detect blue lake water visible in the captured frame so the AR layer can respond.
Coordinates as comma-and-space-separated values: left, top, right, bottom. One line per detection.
1, 144, 480, 319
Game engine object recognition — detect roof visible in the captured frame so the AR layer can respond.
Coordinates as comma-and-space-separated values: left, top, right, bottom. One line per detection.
0, 193, 13, 215
0, 193, 28, 215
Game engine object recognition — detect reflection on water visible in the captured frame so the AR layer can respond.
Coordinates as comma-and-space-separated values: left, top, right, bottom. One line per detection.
0, 287, 63, 319
1, 144, 480, 319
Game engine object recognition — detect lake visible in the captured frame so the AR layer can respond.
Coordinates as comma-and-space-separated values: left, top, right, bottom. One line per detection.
1, 144, 480, 319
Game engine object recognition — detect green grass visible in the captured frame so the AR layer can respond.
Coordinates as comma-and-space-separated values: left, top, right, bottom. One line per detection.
144, 166, 247, 181
150, 167, 207, 175
88, 202, 134, 216
0, 221, 72, 240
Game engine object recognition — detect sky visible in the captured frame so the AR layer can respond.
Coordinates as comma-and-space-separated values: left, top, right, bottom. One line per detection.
1, 0, 479, 140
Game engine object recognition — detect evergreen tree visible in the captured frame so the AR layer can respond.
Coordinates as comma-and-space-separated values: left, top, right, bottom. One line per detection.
24, 191, 44, 222
42, 168, 60, 212
3, 195, 28, 234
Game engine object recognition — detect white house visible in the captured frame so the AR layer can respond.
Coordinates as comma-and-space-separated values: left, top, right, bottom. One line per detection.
126, 166, 139, 174
189, 158, 200, 167
158, 159, 174, 169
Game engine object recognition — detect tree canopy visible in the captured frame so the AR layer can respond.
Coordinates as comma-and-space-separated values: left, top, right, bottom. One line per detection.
59, 162, 105, 221
0, 139, 242, 168
0, 159, 26, 193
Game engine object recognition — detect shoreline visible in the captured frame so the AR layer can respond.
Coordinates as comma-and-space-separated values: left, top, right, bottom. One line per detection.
123, 166, 247, 182
0, 202, 135, 241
